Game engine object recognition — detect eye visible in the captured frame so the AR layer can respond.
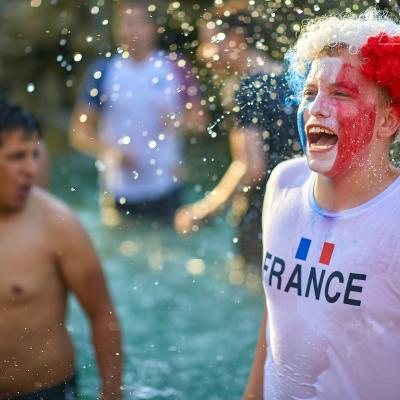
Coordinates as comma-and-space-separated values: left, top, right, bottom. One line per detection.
303, 88, 317, 98
9, 152, 25, 161
333, 90, 350, 97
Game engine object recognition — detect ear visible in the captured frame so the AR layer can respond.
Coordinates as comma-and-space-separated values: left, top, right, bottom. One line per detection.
377, 105, 400, 140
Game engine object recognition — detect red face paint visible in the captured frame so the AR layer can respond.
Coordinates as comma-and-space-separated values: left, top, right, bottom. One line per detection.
302, 56, 378, 178
328, 62, 376, 176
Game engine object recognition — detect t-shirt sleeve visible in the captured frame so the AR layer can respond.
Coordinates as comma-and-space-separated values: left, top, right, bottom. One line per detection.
78, 57, 108, 109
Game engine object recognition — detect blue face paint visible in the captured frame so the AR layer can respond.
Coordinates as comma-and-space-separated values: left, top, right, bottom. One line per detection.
297, 105, 307, 153
294, 62, 312, 154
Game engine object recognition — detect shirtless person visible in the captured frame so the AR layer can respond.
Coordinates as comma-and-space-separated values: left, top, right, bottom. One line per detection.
244, 9, 400, 399
0, 102, 122, 399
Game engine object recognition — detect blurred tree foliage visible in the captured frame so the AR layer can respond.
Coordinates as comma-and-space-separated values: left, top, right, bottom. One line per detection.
0, 0, 398, 155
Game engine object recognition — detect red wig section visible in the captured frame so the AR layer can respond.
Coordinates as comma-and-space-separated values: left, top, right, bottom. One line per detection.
360, 33, 400, 116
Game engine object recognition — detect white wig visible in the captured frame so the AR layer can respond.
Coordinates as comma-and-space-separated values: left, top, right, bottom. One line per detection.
286, 8, 400, 97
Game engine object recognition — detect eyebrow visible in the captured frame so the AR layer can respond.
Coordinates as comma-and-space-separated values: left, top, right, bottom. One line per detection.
303, 81, 359, 95
331, 81, 358, 92
331, 82, 359, 94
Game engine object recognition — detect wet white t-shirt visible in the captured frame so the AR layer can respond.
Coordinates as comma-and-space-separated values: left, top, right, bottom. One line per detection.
262, 157, 400, 400
85, 53, 185, 202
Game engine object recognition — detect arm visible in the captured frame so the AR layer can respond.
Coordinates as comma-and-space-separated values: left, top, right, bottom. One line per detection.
174, 126, 266, 234
70, 103, 108, 158
55, 210, 122, 399
243, 309, 267, 399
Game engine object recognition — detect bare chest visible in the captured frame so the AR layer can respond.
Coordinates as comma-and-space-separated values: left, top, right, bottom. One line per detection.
0, 226, 60, 306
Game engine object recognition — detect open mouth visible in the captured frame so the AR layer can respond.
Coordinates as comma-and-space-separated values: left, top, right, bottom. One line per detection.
19, 184, 31, 198
307, 126, 338, 150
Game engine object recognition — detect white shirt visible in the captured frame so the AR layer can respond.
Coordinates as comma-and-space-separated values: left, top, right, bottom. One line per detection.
262, 157, 400, 400
98, 53, 184, 201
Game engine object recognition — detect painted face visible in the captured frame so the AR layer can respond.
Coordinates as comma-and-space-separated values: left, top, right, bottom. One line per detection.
0, 130, 39, 212
298, 55, 378, 177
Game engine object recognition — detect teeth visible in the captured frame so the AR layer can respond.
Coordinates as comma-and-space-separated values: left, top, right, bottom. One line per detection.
307, 126, 335, 135
310, 143, 332, 150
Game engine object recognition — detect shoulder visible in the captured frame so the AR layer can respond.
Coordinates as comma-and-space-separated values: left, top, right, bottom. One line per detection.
84, 56, 113, 79
262, 157, 309, 215
268, 157, 310, 191
79, 56, 115, 106
29, 188, 83, 234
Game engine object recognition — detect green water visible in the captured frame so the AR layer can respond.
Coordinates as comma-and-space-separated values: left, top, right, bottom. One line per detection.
54, 150, 264, 399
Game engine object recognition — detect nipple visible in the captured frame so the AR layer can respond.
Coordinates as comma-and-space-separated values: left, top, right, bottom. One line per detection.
11, 284, 23, 295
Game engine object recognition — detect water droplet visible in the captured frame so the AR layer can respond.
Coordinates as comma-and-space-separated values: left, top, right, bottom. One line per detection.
148, 140, 157, 149
132, 170, 139, 179
73, 53, 83, 62
26, 83, 35, 93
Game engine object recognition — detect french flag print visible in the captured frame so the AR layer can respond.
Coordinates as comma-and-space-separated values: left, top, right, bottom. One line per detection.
295, 237, 335, 266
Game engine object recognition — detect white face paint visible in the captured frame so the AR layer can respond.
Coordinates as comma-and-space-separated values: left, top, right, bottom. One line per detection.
300, 58, 342, 175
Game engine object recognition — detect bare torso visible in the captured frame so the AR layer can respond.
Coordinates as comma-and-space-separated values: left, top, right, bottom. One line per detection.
0, 189, 75, 397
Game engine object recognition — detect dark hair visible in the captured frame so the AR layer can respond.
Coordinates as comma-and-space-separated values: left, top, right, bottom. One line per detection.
0, 99, 41, 145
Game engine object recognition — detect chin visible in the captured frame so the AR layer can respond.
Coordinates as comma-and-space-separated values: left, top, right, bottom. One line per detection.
305, 143, 338, 176
9, 204, 25, 212
306, 154, 335, 175
9, 197, 29, 212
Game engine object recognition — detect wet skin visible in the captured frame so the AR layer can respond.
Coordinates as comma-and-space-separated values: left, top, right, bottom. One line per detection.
298, 55, 379, 177
0, 132, 121, 398
0, 193, 76, 395
0, 132, 75, 395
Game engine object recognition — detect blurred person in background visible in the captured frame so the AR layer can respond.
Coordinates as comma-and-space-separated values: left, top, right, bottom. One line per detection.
175, 10, 300, 267
0, 101, 122, 399
70, 0, 207, 226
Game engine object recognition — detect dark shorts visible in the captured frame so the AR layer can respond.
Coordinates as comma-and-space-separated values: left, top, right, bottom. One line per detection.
9, 376, 77, 400
116, 187, 183, 222
238, 186, 265, 267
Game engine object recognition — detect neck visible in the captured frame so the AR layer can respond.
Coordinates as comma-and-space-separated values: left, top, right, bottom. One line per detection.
314, 158, 399, 212
129, 47, 154, 62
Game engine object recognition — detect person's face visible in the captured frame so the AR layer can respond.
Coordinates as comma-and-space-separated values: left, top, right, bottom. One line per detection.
0, 130, 39, 212
298, 54, 382, 177
114, 5, 157, 51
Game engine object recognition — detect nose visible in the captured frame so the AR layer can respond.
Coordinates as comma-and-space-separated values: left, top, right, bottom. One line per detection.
308, 91, 331, 119
23, 155, 38, 179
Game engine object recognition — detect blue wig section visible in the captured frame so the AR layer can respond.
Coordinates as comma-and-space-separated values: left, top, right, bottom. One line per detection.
284, 51, 312, 153
284, 50, 309, 102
